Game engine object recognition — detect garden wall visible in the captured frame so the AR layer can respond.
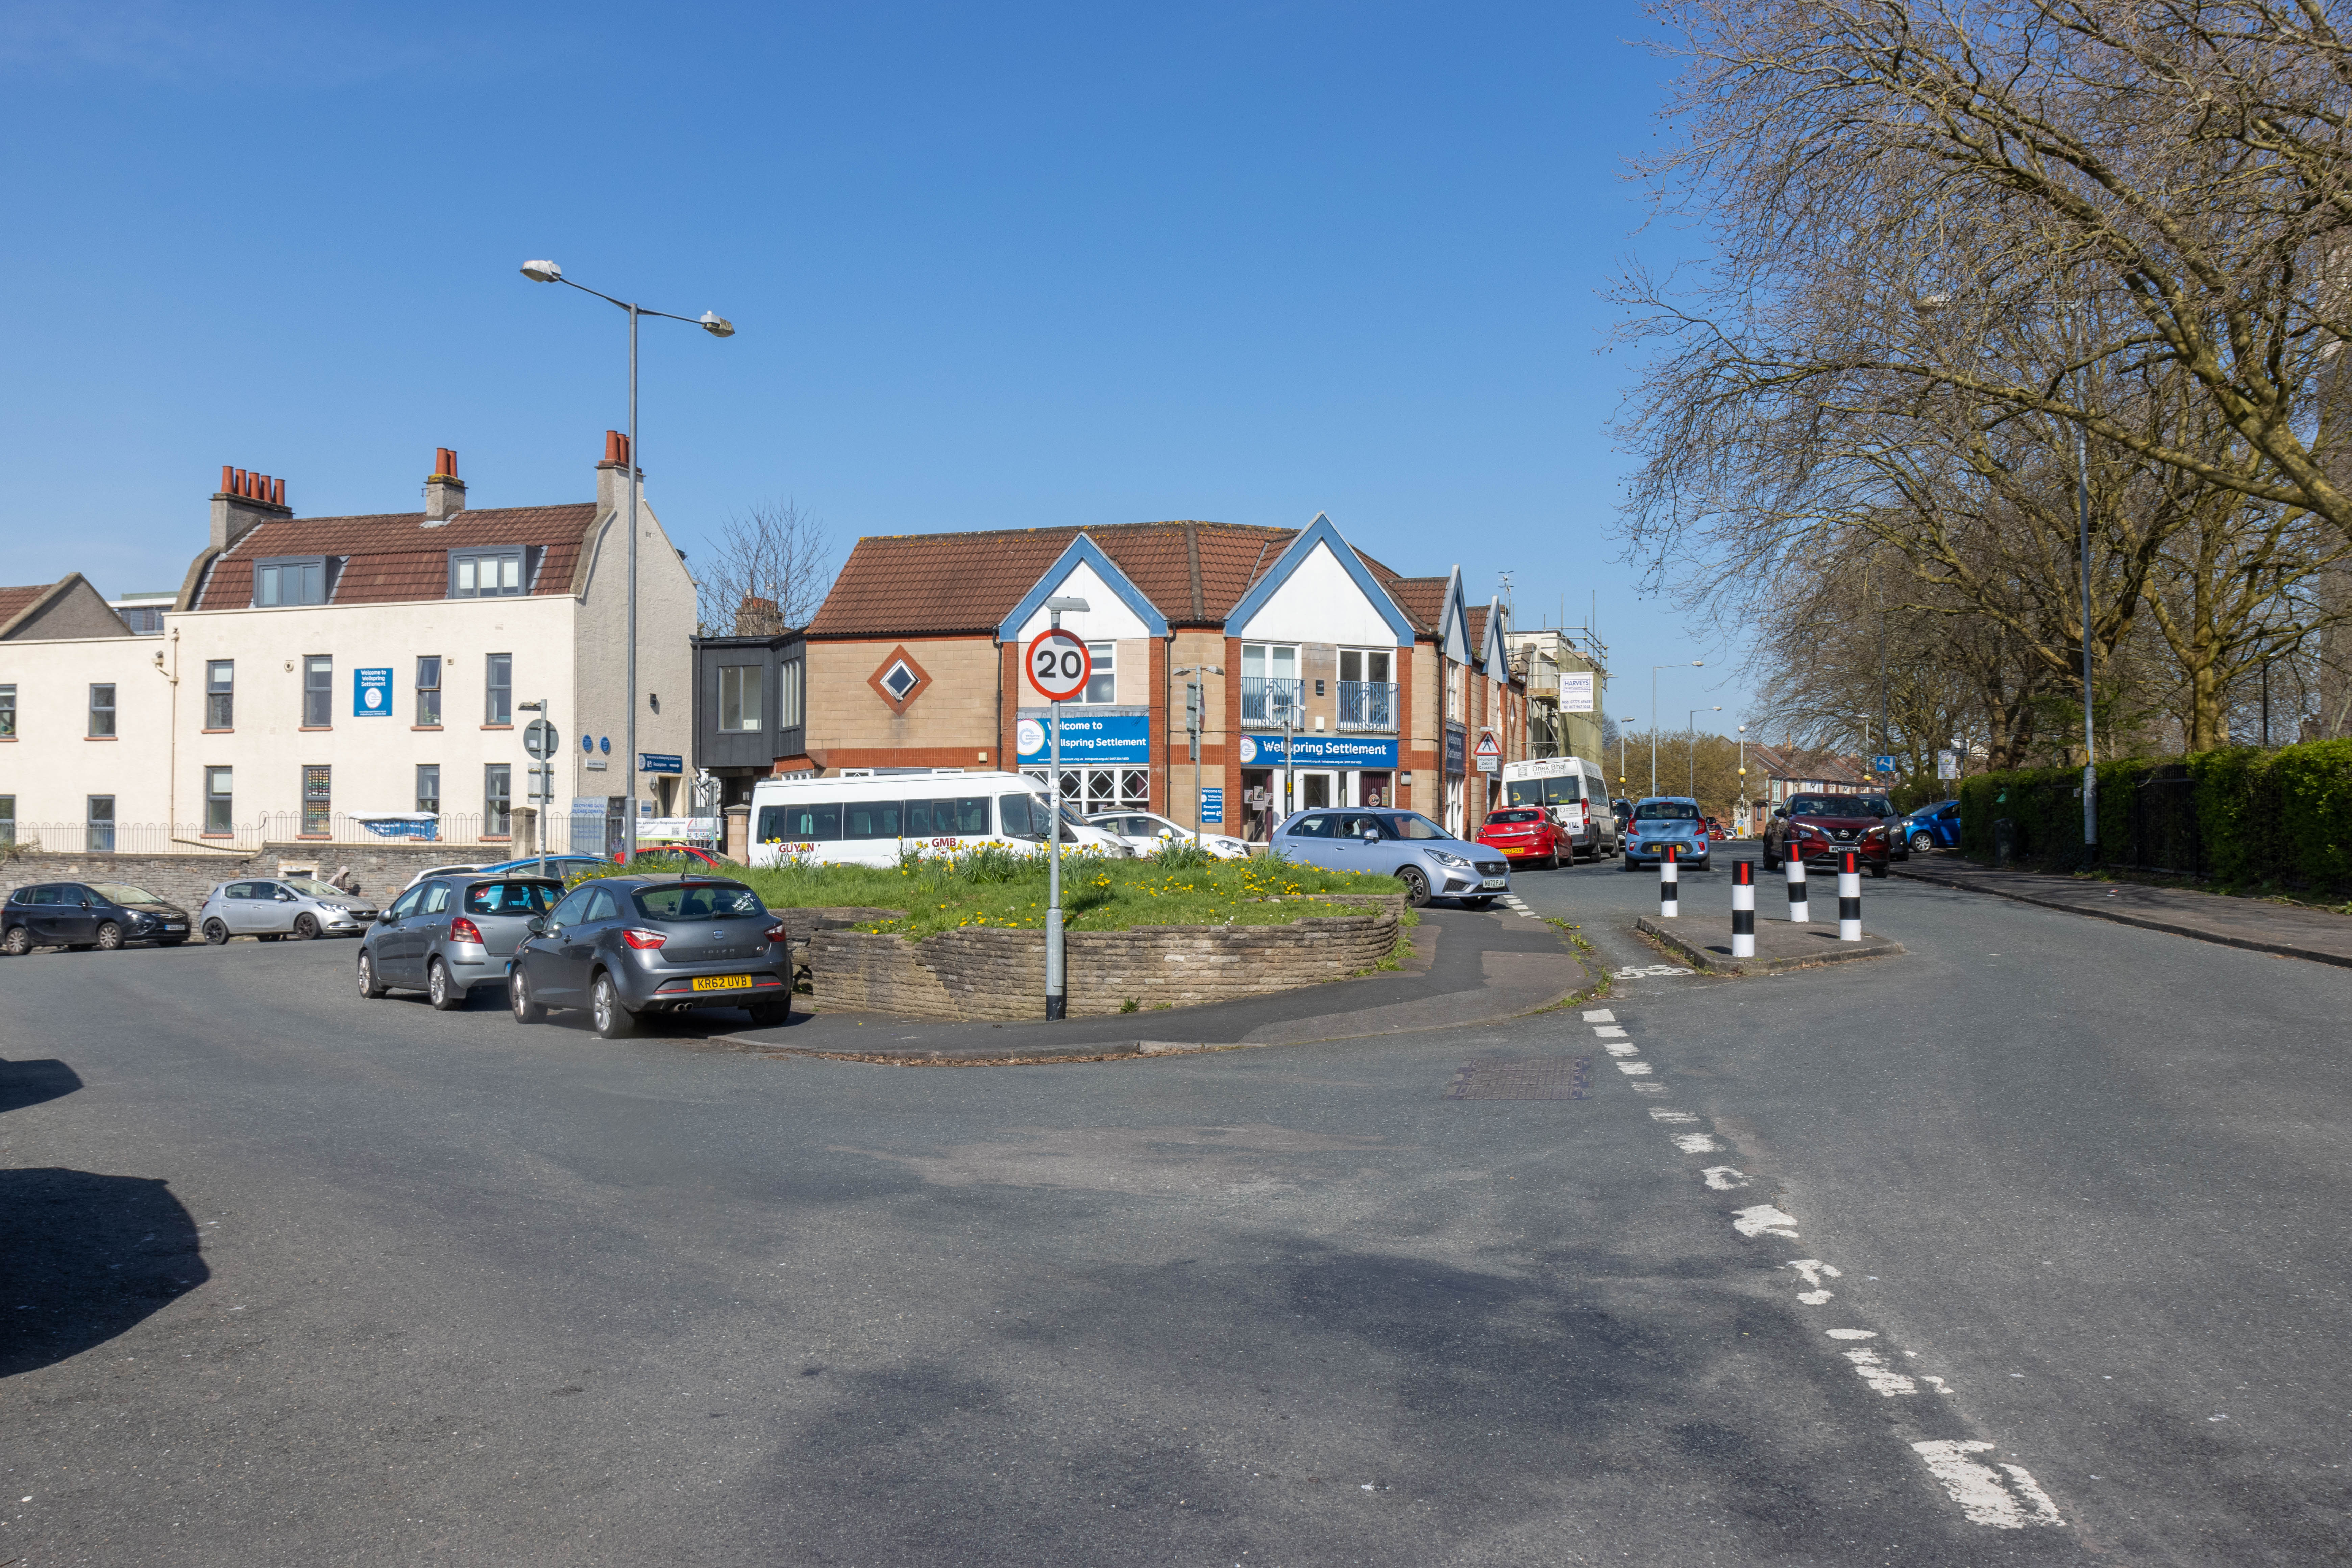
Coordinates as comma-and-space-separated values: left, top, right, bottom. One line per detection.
2, 842, 481, 913
808, 896, 1405, 1020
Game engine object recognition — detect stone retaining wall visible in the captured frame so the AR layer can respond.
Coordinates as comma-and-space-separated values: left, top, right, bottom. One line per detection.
1, 842, 486, 914
809, 895, 1404, 1020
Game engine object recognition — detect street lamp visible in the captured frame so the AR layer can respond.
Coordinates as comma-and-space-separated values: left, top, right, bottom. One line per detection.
520, 259, 734, 864
1175, 665, 1224, 846
1651, 661, 1704, 798
1736, 722, 1749, 835
1616, 716, 1636, 797
1688, 706, 1721, 798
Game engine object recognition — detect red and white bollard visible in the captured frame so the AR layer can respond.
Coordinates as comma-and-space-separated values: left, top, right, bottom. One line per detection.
1731, 858, 1756, 958
1838, 850, 1862, 941
1785, 842, 1809, 923
1660, 842, 1680, 918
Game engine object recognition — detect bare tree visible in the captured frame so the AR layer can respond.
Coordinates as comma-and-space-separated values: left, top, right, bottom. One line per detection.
696, 500, 832, 636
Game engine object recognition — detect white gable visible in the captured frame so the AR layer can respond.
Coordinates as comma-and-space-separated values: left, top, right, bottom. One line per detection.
1232, 540, 1404, 646
1008, 559, 1153, 642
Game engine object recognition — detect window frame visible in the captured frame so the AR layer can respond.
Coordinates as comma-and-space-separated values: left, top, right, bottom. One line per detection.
86, 794, 116, 853
448, 548, 527, 599
303, 655, 333, 728
1078, 641, 1117, 705
415, 764, 441, 817
718, 663, 764, 732
301, 764, 332, 836
205, 660, 234, 729
253, 555, 332, 607
87, 683, 116, 738
0, 683, 14, 738
484, 763, 512, 836
414, 655, 442, 726
204, 766, 234, 835
485, 653, 512, 726
777, 659, 805, 730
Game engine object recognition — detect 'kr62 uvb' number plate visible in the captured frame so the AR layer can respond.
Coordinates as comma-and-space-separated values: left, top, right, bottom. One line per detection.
690, 974, 755, 992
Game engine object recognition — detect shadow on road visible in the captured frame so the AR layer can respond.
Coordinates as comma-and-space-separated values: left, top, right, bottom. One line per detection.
0, 1056, 82, 1114
0, 1167, 208, 1377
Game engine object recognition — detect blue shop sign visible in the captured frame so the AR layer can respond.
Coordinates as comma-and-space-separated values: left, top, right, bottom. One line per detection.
1200, 786, 1224, 825
639, 753, 684, 775
352, 667, 393, 718
1240, 733, 1399, 768
1443, 723, 1467, 775
1017, 711, 1151, 766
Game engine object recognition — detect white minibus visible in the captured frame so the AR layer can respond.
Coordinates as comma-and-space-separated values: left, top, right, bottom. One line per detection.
744, 770, 1131, 869
1500, 756, 1618, 861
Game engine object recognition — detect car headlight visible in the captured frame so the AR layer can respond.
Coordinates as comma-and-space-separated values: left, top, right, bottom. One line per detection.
1428, 850, 1471, 868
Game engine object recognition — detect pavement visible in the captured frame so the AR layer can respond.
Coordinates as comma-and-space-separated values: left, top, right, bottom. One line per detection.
4, 850, 2350, 1565
1894, 853, 2352, 967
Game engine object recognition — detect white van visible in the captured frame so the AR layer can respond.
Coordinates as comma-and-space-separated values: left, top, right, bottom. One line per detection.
744, 770, 1132, 869
1501, 756, 1618, 860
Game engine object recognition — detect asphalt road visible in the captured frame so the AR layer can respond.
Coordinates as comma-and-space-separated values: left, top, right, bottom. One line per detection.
2, 853, 2347, 1565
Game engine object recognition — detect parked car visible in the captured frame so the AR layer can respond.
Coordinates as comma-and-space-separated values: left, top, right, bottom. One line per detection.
1900, 799, 1961, 854
2, 882, 192, 954
505, 874, 794, 1038
402, 862, 489, 891
1499, 756, 1618, 859
625, 845, 729, 874
356, 874, 563, 1010
1611, 799, 1634, 831
1622, 797, 1714, 871
197, 878, 381, 943
1269, 809, 1510, 907
474, 854, 614, 882
1704, 817, 1728, 842
1474, 806, 1575, 870
1760, 792, 1898, 877
1086, 811, 1254, 860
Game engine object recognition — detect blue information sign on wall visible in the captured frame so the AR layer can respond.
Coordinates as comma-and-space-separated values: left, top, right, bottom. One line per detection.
1200, 786, 1224, 825
1017, 712, 1151, 766
1240, 734, 1400, 768
353, 668, 393, 717
639, 753, 683, 775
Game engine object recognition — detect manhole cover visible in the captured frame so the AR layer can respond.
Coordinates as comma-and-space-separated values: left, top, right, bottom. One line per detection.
1446, 1056, 1591, 1100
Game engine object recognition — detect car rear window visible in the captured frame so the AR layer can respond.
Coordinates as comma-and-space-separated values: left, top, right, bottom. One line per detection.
1487, 810, 1540, 824
632, 882, 767, 921
1634, 801, 1700, 820
465, 880, 561, 915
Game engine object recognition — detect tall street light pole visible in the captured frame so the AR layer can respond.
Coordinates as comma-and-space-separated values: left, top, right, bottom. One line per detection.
1688, 706, 1720, 798
520, 260, 733, 865
1651, 661, 1704, 798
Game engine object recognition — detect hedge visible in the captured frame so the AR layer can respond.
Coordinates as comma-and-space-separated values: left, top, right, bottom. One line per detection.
1958, 739, 2352, 893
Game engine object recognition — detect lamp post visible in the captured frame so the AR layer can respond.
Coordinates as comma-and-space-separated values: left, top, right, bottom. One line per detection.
1651, 661, 1704, 798
1736, 722, 1749, 836
1688, 706, 1720, 798
1176, 665, 1224, 845
1617, 716, 1636, 797
520, 260, 733, 865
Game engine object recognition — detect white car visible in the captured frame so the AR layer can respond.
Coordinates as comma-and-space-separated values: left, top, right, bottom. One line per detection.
1086, 811, 1254, 860
403, 862, 487, 890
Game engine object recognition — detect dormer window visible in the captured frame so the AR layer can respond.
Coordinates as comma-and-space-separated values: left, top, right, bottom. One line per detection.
254, 556, 332, 607
449, 548, 527, 598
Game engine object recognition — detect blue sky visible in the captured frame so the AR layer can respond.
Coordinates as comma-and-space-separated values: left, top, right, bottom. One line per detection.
0, 0, 1745, 740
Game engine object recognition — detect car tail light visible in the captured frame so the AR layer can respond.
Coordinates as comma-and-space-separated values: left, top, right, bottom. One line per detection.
448, 916, 484, 945
621, 927, 668, 950
764, 922, 791, 946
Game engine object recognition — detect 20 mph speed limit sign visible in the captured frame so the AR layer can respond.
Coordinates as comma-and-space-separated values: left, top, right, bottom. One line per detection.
1025, 629, 1092, 702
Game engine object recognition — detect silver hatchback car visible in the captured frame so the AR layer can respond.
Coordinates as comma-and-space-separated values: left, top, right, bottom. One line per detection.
356, 874, 563, 1010
198, 878, 381, 943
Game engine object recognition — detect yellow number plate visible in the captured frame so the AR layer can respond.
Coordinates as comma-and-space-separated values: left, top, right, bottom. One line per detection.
690, 974, 755, 992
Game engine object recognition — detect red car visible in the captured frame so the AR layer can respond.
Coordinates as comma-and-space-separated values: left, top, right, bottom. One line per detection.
1704, 817, 1728, 842
1761, 792, 1895, 877
1477, 807, 1574, 870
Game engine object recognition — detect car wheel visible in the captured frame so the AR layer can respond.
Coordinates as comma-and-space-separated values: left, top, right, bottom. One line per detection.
746, 997, 791, 1028
202, 918, 230, 945
357, 952, 387, 999
591, 972, 635, 1039
1396, 867, 1432, 907
95, 921, 124, 951
1910, 830, 1934, 853
509, 967, 545, 1024
1, 924, 29, 956
427, 958, 465, 1011
292, 913, 320, 941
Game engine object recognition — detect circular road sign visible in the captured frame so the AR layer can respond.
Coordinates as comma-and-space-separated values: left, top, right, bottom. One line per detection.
524, 718, 559, 759
1025, 629, 1092, 702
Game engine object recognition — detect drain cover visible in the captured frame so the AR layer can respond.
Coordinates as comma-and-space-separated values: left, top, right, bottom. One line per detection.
1446, 1056, 1591, 1100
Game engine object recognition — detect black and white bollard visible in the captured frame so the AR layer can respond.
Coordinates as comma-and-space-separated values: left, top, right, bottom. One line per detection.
1731, 858, 1755, 958
1785, 843, 1809, 923
1838, 850, 1862, 941
1659, 842, 1680, 918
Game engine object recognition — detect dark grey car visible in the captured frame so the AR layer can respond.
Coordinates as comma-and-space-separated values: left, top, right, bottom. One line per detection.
356, 875, 562, 1011
505, 875, 792, 1039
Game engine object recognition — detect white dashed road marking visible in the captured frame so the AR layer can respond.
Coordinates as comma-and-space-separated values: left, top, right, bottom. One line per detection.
1581, 1009, 1615, 1023
1611, 964, 1694, 979
1702, 1166, 1750, 1190
1648, 1109, 1698, 1123
1910, 1442, 2065, 1528
1846, 1347, 1917, 1396
1732, 1204, 1801, 1239
1614, 1060, 1654, 1075
1671, 1132, 1719, 1153
1591, 1024, 1628, 1038
1784, 1259, 1840, 1304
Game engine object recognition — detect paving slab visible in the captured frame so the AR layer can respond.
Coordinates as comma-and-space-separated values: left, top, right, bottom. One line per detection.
1635, 912, 1905, 974
1895, 854, 2352, 969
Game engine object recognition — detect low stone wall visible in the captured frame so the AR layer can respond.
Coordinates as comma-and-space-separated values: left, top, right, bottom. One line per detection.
809, 896, 1404, 1021
2, 842, 503, 914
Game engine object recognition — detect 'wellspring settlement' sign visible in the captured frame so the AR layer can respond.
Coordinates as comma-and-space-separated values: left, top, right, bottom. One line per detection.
1240, 734, 1398, 768
1016, 712, 1151, 766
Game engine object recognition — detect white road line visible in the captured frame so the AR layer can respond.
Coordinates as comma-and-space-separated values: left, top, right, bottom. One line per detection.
1921, 1375, 1954, 1395
1784, 1258, 1840, 1303
1648, 1109, 1698, 1123
1825, 1329, 1876, 1340
1611, 964, 1695, 979
1605, 1042, 1640, 1057
1702, 1166, 1749, 1190
1630, 1082, 1666, 1094
1591, 1025, 1629, 1038
1671, 1132, 1719, 1153
1614, 1060, 1655, 1075
1732, 1204, 1800, 1238
1844, 1348, 1917, 1396
1581, 1009, 1616, 1023
1910, 1442, 2064, 1528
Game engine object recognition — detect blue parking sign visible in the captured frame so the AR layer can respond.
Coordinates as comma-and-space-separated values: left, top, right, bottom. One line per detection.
1872, 754, 1895, 775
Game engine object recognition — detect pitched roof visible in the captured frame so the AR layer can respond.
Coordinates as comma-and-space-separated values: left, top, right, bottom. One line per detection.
1747, 744, 1871, 787
806, 521, 1301, 639
189, 505, 602, 610
0, 582, 49, 629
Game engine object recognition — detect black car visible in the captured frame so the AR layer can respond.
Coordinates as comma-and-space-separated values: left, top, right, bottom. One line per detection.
2, 881, 193, 954
505, 875, 792, 1039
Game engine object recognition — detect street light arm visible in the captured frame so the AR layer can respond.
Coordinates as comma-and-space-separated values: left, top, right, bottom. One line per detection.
536, 271, 729, 332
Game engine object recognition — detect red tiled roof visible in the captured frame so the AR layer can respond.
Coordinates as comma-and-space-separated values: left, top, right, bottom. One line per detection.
1382, 575, 1449, 633
191, 505, 602, 610
0, 583, 47, 627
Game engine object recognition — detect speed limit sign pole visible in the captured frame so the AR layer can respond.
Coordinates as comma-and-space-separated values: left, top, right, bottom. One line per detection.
1030, 598, 1093, 1019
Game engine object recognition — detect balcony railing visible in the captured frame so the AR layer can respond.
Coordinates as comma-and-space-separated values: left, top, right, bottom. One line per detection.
1336, 680, 1398, 731
1240, 677, 1305, 726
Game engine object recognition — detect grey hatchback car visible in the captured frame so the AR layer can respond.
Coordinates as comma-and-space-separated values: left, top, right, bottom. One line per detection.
505, 875, 793, 1039
356, 874, 563, 1010
1269, 809, 1511, 907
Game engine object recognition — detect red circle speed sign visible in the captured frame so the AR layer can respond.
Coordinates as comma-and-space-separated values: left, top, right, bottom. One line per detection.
1024, 629, 1092, 701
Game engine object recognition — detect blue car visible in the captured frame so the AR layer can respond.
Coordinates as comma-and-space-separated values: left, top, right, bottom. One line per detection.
1268, 808, 1511, 908
1622, 797, 1713, 871
1900, 799, 1960, 853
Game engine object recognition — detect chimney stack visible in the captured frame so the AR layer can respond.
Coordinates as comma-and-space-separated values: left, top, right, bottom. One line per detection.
423, 446, 467, 524
211, 462, 292, 551
595, 427, 638, 516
